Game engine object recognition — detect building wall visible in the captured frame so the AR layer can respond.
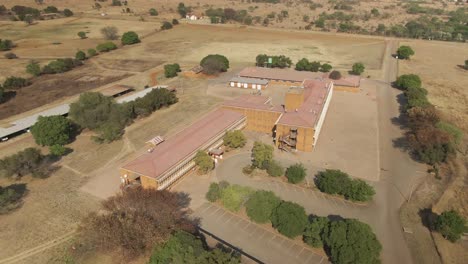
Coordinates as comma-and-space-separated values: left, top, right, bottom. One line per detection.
275, 124, 315, 152
334, 85, 359, 93
313, 83, 333, 146
141, 175, 158, 189
229, 81, 266, 90
222, 106, 281, 133
268, 80, 302, 86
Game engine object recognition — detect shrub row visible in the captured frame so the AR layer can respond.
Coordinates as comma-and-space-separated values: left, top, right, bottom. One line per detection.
256, 54, 292, 68
163, 63, 181, 78
295, 58, 332, 72
315, 169, 375, 202
0, 148, 56, 179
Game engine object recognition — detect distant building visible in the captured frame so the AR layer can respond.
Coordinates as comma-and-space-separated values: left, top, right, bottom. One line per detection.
186, 13, 202, 20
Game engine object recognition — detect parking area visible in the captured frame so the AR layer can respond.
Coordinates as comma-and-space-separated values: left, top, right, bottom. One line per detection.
194, 202, 328, 264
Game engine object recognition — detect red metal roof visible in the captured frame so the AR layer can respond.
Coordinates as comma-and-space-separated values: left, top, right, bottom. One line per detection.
121, 109, 245, 179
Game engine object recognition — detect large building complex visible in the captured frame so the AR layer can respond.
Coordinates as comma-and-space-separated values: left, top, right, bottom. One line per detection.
120, 109, 246, 190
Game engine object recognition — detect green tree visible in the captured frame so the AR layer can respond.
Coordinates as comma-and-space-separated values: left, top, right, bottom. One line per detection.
161, 21, 173, 30
77, 31, 86, 39
271, 201, 308, 238
121, 31, 140, 45
351, 62, 365, 75
177, 2, 191, 18
206, 182, 221, 202
397, 45, 415, 59
26, 61, 41, 76
63, 8, 74, 17
69, 92, 116, 130
223, 130, 246, 149
96, 42, 117, 52
200, 54, 230, 75
434, 210, 467, 242
43, 6, 58, 13
75, 50, 86, 61
309, 61, 321, 72
266, 160, 284, 177
405, 86, 430, 109
172, 19, 179, 25
49, 145, 68, 156
320, 63, 332, 72
245, 190, 281, 223
0, 148, 53, 178
31, 115, 73, 146
149, 8, 158, 16
164, 63, 181, 78
344, 179, 375, 202
395, 74, 421, 90
87, 48, 97, 57
329, 70, 342, 80
0, 184, 27, 214
194, 151, 214, 174
323, 219, 382, 264
251, 141, 273, 169
0, 39, 14, 51
3, 76, 30, 89
220, 184, 253, 212
285, 163, 306, 184
316, 169, 351, 195
295, 58, 311, 71
303, 216, 329, 247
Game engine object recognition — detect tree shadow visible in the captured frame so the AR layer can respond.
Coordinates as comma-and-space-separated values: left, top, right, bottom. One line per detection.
418, 208, 438, 231
456, 65, 467, 71
0, 90, 16, 104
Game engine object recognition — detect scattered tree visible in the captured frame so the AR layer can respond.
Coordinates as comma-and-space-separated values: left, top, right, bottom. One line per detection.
172, 19, 179, 25
23, 15, 34, 25
0, 39, 14, 51
87, 48, 97, 57
43, 6, 58, 13
26, 61, 41, 76
96, 42, 117, 52
41, 58, 82, 74
200, 54, 230, 75
320, 63, 332, 72
245, 190, 281, 223
271, 201, 308, 238
329, 70, 342, 80
206, 182, 222, 202
285, 163, 306, 184
397, 45, 415, 59
0, 148, 55, 179
194, 151, 214, 174
80, 188, 196, 258
315, 169, 375, 202
164, 63, 181, 78
49, 144, 68, 156
465, 59, 468, 70
266, 160, 284, 177
395, 74, 421, 90
100, 26, 119, 40
161, 21, 173, 30
177, 2, 191, 18
63, 8, 73, 17
77, 31, 87, 39
251, 141, 273, 169
121, 31, 140, 45
223, 130, 246, 149
4, 52, 17, 59
149, 8, 158, 16
434, 210, 466, 242
31, 115, 73, 146
0, 184, 27, 214
3, 76, 30, 89
351, 62, 365, 75
75, 50, 86, 61
256, 54, 292, 68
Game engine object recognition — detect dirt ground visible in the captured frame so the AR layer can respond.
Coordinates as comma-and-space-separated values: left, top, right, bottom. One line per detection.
398, 39, 468, 264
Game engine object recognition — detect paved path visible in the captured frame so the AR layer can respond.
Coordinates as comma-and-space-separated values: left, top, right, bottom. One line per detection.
194, 203, 328, 264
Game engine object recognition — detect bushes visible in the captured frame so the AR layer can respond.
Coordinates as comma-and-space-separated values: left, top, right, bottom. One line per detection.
220, 184, 253, 212
303, 216, 329, 247
320, 63, 332, 72
295, 58, 321, 72
0, 184, 27, 214
3, 76, 30, 89
405, 86, 430, 109
200, 54, 230, 75
96, 42, 117, 52
395, 74, 421, 90
87, 48, 97, 57
397, 45, 415, 60
77, 31, 87, 39
161, 21, 173, 30
285, 163, 306, 184
0, 39, 14, 51
0, 148, 55, 179
194, 151, 214, 174
407, 126, 454, 165
251, 141, 273, 169
266, 160, 284, 177
121, 31, 140, 45
434, 210, 466, 242
75, 50, 86, 61
351, 62, 365, 75
223, 130, 246, 149
256, 54, 292, 68
323, 219, 382, 264
63, 8, 73, 17
31, 115, 73, 146
26, 61, 41, 76
164, 63, 181, 78
245, 190, 281, 223
271, 201, 308, 238
315, 169, 375, 202
149, 8, 158, 16
42, 58, 83, 74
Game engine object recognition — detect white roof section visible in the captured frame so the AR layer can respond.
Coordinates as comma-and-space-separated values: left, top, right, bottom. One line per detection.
0, 88, 156, 139
229, 76, 269, 85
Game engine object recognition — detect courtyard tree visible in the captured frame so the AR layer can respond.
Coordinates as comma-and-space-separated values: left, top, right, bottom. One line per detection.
329, 70, 342, 80
223, 130, 246, 149
351, 62, 365, 75
26, 60, 41, 76
75, 50, 86, 61
200, 54, 230, 75
164, 63, 181, 78
245, 190, 281, 223
161, 21, 173, 30
77, 31, 87, 39
271, 201, 308, 238
285, 163, 306, 184
323, 219, 382, 264
206, 182, 222, 202
30, 115, 73, 146
4, 52, 17, 59
100, 26, 119, 40
434, 210, 466, 242
251, 141, 273, 169
395, 74, 421, 90
121, 31, 140, 45
194, 151, 214, 174
303, 216, 329, 247
397, 45, 415, 59
80, 188, 196, 257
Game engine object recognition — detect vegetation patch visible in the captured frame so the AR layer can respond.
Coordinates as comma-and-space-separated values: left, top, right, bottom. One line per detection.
315, 169, 375, 202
